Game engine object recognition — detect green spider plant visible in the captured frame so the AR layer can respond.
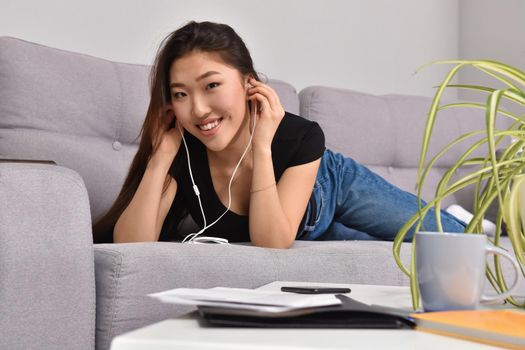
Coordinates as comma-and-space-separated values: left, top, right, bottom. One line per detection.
393, 60, 525, 310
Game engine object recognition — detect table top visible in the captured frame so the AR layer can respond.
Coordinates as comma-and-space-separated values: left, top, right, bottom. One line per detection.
110, 281, 501, 350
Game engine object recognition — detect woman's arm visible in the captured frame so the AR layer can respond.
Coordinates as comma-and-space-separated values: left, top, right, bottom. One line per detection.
114, 155, 177, 242
114, 110, 182, 243
249, 153, 321, 248
246, 78, 321, 248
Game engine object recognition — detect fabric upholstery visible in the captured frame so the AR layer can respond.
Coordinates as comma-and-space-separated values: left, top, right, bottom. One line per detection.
0, 163, 95, 350
299, 86, 512, 210
93, 240, 411, 350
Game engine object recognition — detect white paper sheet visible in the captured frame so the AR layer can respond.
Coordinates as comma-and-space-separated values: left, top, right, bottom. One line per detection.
149, 287, 342, 313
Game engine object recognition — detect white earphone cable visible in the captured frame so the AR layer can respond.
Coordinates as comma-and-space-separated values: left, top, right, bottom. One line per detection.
180, 101, 257, 243
179, 125, 207, 229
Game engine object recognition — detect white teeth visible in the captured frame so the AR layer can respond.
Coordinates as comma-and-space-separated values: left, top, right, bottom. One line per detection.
198, 119, 220, 131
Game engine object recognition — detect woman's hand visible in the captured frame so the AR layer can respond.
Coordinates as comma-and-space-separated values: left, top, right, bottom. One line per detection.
247, 78, 285, 151
151, 107, 183, 165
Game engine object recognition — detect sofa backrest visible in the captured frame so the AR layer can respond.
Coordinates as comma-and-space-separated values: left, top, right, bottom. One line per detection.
0, 37, 299, 222
1, 36, 508, 220
299, 86, 512, 210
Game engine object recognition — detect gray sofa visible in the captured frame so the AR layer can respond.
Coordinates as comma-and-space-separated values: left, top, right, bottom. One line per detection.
1, 37, 521, 350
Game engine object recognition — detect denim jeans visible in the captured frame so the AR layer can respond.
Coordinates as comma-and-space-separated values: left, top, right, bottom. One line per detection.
299, 149, 466, 242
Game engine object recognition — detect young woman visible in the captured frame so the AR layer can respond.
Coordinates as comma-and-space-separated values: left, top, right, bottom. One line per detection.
93, 21, 465, 247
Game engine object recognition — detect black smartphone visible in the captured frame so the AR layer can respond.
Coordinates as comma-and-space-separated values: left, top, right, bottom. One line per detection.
281, 286, 351, 294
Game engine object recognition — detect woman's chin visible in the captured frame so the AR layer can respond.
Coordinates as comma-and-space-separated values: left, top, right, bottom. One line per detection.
199, 135, 229, 153
204, 143, 224, 153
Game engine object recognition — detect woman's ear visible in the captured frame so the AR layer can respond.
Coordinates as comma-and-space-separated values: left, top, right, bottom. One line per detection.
244, 75, 254, 90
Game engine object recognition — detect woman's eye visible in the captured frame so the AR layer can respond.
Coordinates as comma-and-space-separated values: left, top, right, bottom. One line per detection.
207, 82, 220, 90
172, 92, 186, 99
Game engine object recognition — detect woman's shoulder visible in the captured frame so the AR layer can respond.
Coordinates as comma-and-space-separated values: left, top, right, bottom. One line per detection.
280, 111, 317, 126
272, 111, 325, 168
276, 111, 324, 138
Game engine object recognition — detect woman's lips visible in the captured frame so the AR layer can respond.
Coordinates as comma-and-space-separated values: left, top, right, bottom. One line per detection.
197, 117, 223, 136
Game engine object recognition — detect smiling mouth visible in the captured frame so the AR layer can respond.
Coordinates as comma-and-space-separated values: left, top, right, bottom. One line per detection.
198, 118, 223, 131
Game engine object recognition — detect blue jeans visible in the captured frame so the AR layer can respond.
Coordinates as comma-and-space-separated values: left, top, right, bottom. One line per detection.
299, 149, 465, 242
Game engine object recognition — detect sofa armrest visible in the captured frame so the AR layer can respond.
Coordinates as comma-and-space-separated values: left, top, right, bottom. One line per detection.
0, 162, 95, 350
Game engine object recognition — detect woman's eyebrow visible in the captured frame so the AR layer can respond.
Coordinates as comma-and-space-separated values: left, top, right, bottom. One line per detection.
196, 70, 221, 81
170, 71, 221, 88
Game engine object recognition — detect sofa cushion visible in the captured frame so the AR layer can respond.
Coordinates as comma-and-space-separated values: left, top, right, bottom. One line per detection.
93, 240, 411, 350
299, 86, 512, 209
0, 37, 299, 222
0, 37, 150, 223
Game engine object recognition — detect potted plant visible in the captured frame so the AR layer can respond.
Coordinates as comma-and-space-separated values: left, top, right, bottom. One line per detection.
392, 60, 525, 309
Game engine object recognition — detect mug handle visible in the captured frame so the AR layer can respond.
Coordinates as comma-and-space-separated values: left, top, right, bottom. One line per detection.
480, 244, 521, 303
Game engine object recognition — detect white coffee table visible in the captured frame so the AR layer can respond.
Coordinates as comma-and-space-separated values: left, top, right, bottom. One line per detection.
110, 281, 501, 350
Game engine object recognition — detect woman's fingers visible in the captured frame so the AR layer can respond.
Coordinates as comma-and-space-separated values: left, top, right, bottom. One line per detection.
248, 79, 281, 113
249, 92, 272, 115
248, 88, 284, 118
245, 79, 285, 148
152, 107, 180, 151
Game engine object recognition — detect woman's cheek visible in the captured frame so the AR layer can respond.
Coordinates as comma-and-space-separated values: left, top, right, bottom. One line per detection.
172, 106, 190, 126
213, 90, 244, 114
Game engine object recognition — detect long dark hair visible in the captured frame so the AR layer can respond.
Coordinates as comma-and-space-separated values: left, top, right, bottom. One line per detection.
93, 21, 260, 243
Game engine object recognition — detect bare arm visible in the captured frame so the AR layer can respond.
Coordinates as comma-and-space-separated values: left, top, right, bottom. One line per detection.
114, 155, 178, 242
246, 78, 321, 248
249, 150, 320, 248
114, 109, 182, 243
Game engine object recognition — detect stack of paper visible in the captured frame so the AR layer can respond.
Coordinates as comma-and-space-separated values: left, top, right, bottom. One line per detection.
149, 287, 342, 313
150, 287, 415, 329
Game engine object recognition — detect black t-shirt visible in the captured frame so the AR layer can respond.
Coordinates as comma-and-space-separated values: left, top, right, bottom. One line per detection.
163, 112, 325, 242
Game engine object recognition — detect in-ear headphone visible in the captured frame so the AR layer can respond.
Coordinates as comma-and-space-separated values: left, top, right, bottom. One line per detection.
246, 75, 255, 89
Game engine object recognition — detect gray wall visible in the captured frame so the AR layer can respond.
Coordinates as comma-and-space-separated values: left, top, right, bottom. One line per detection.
3, 1, 522, 97
0, 0, 458, 96
458, 0, 525, 102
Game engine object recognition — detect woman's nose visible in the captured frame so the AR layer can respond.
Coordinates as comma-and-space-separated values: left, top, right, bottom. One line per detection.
191, 94, 211, 118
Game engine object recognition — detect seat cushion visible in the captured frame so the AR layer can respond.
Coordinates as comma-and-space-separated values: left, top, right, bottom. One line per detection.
94, 240, 411, 350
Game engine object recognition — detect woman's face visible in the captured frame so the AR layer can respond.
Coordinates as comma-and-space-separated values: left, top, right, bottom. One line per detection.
169, 50, 250, 153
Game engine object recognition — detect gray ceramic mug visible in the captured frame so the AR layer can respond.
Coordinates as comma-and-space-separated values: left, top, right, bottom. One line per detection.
415, 232, 520, 311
